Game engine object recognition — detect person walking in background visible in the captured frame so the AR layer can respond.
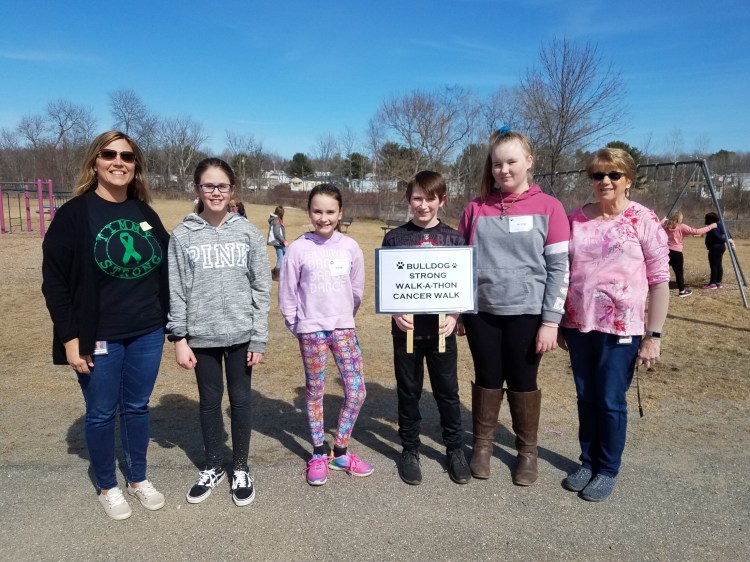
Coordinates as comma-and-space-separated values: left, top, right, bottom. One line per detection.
457, 128, 570, 486
382, 171, 471, 486
278, 184, 373, 486
267, 205, 287, 281
41, 131, 169, 520
662, 210, 717, 297
561, 148, 670, 502
703, 211, 735, 289
167, 158, 271, 507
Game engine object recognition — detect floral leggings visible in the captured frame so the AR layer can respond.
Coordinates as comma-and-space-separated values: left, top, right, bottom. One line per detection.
299, 329, 366, 449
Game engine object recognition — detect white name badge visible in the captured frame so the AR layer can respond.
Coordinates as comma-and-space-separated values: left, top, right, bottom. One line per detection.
140, 221, 153, 232
508, 215, 533, 232
328, 258, 350, 276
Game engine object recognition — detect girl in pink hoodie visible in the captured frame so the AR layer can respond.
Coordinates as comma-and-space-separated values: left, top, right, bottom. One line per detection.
278, 184, 373, 486
662, 211, 716, 297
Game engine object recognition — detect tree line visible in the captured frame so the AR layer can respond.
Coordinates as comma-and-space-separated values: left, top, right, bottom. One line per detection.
0, 38, 747, 202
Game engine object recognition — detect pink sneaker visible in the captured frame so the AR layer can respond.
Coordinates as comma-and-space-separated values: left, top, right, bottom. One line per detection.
305, 454, 329, 486
329, 452, 374, 477
702, 283, 717, 290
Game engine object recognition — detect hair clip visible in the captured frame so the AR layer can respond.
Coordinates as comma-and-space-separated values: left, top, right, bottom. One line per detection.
497, 126, 511, 134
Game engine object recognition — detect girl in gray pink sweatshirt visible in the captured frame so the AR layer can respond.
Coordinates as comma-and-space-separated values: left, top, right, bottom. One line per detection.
278, 184, 373, 486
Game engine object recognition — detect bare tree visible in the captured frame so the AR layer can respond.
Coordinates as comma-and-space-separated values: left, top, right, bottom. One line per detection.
109, 89, 148, 135
159, 116, 207, 189
46, 99, 96, 148
665, 127, 684, 161
692, 132, 711, 159
16, 114, 49, 149
225, 131, 264, 190
45, 99, 97, 188
520, 38, 627, 175
375, 85, 477, 176
339, 126, 358, 180
481, 86, 530, 138
313, 133, 338, 176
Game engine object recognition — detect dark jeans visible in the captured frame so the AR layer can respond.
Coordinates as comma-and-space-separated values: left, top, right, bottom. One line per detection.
668, 249, 685, 291
77, 327, 163, 490
563, 328, 640, 477
393, 335, 462, 451
193, 342, 253, 472
708, 246, 725, 284
462, 312, 541, 392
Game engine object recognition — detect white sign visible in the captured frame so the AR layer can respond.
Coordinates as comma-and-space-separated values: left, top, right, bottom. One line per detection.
375, 246, 477, 314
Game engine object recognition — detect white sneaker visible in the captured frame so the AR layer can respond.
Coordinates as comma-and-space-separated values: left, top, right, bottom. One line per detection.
98, 487, 132, 520
127, 479, 165, 511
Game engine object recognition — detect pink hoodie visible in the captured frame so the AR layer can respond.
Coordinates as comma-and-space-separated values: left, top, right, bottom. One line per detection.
664, 222, 716, 252
278, 231, 364, 335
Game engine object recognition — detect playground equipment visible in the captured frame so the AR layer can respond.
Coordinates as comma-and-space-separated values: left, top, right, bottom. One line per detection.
535, 159, 748, 309
0, 180, 71, 238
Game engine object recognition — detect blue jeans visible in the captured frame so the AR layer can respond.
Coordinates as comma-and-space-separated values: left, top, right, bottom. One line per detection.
563, 328, 640, 477
274, 245, 286, 269
77, 327, 163, 490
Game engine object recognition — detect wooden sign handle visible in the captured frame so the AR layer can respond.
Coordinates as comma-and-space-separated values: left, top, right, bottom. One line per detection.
438, 313, 446, 353
406, 314, 414, 353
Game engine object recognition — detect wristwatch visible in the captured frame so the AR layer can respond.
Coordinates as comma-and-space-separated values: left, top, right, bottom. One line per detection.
167, 334, 186, 343
644, 330, 661, 339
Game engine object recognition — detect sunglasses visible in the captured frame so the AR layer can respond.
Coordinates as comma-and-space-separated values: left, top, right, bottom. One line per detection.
199, 183, 233, 193
99, 149, 136, 164
591, 171, 625, 181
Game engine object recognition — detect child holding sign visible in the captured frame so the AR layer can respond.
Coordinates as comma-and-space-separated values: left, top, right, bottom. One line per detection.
382, 171, 470, 486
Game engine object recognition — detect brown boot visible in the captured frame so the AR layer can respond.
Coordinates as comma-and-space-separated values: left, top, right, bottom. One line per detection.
507, 389, 542, 486
469, 382, 503, 479
271, 268, 280, 281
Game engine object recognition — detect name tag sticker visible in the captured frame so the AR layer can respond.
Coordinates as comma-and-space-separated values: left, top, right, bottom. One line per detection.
508, 216, 533, 232
140, 221, 153, 232
328, 258, 350, 276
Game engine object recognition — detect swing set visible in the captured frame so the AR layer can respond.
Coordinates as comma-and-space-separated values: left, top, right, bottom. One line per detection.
0, 180, 70, 238
534, 159, 748, 309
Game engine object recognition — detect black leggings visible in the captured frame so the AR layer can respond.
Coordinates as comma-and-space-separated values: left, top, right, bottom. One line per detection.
462, 312, 541, 392
193, 342, 253, 471
668, 250, 685, 291
708, 246, 725, 284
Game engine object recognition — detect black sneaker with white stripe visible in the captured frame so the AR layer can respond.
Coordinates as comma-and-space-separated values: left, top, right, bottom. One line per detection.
186, 468, 226, 504
231, 470, 255, 506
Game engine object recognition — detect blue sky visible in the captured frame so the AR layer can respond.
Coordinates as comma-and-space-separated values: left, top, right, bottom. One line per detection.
1, 0, 748, 160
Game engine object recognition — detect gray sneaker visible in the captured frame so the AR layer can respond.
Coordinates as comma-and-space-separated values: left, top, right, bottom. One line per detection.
562, 466, 593, 492
127, 479, 165, 511
98, 487, 132, 520
581, 474, 617, 502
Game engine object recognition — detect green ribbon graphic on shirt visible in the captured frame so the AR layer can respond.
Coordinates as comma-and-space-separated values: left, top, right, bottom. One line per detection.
120, 232, 142, 264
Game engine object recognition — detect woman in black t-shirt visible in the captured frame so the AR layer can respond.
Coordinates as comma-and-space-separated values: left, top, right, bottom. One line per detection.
42, 131, 169, 521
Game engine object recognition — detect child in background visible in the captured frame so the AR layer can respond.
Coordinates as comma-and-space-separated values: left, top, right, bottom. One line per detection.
703, 211, 735, 289
381, 171, 470, 486
662, 210, 716, 297
167, 158, 271, 506
267, 205, 288, 281
278, 184, 373, 486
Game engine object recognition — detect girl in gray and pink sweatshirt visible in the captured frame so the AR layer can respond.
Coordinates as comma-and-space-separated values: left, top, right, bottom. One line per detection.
278, 184, 373, 486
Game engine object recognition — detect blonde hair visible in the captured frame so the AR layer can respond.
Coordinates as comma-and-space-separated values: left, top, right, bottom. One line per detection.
479, 129, 534, 201
73, 130, 151, 203
664, 210, 683, 230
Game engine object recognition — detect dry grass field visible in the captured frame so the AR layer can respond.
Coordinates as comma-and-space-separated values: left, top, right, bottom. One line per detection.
1, 198, 750, 560
1, 197, 748, 466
